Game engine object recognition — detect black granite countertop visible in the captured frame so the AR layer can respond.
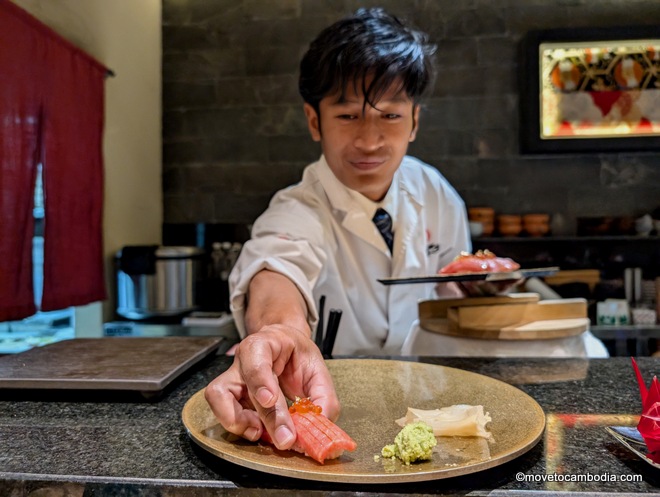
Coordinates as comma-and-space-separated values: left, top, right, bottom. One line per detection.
2, 354, 660, 496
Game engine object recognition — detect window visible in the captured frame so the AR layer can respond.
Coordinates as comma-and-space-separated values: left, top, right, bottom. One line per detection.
0, 165, 74, 354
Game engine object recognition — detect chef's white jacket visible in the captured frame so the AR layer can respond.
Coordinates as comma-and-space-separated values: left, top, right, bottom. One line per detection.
229, 155, 471, 355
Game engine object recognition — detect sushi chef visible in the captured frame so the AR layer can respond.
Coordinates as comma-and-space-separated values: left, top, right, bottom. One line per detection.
204, 8, 608, 450
204, 7, 471, 450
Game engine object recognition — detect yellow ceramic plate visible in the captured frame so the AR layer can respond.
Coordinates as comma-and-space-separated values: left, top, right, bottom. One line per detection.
182, 359, 545, 483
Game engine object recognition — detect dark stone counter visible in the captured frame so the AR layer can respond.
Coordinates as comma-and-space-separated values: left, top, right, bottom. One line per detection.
2, 355, 660, 496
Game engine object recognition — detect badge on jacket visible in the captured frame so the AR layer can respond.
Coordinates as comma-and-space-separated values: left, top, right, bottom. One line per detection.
425, 229, 439, 255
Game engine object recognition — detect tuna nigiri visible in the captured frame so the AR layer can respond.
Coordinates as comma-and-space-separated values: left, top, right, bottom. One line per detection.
440, 250, 520, 274
260, 397, 357, 464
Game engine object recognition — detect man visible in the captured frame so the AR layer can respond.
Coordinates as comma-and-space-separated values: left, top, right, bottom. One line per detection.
205, 8, 470, 450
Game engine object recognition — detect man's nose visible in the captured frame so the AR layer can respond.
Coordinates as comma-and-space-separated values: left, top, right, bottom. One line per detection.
353, 119, 383, 151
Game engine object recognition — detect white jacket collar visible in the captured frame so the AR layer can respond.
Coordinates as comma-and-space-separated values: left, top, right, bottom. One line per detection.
315, 155, 424, 214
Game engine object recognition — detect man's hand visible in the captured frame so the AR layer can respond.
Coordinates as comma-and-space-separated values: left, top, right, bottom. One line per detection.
434, 281, 465, 298
204, 324, 340, 450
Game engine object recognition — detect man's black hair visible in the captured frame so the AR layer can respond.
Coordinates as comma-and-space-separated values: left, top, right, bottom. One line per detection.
299, 8, 436, 114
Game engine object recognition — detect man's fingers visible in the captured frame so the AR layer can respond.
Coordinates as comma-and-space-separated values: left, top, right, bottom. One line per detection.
263, 330, 341, 422
249, 387, 296, 450
238, 331, 298, 449
204, 368, 263, 441
203, 325, 342, 452
305, 363, 341, 422
237, 334, 285, 409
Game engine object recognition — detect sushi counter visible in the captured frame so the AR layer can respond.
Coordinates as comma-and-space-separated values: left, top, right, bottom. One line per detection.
2, 354, 660, 496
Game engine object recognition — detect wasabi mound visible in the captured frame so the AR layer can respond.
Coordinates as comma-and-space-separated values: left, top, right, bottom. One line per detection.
381, 421, 437, 465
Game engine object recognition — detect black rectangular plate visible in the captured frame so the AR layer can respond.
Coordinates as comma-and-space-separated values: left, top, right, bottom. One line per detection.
377, 267, 559, 285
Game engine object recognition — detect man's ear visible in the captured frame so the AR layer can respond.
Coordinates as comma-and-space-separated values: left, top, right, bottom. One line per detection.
304, 103, 321, 142
409, 105, 420, 142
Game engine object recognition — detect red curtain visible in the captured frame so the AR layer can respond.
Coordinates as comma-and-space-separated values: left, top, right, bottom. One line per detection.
0, 0, 107, 321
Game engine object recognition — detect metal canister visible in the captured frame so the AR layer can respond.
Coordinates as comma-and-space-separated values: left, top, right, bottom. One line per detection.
115, 246, 204, 319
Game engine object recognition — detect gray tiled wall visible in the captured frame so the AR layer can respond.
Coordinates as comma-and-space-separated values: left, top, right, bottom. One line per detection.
162, 0, 660, 234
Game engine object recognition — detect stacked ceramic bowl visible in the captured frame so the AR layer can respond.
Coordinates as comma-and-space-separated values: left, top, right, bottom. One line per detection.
468, 207, 494, 237
523, 214, 550, 237
497, 215, 522, 237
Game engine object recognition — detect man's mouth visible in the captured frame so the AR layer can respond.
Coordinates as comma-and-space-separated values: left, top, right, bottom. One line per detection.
349, 158, 386, 171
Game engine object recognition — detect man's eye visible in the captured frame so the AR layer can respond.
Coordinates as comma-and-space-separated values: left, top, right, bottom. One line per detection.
337, 114, 357, 120
384, 113, 402, 119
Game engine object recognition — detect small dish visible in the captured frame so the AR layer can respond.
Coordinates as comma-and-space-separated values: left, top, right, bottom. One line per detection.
605, 426, 660, 469
469, 221, 484, 238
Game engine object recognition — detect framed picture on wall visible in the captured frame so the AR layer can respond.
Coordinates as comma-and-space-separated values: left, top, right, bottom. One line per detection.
519, 26, 660, 154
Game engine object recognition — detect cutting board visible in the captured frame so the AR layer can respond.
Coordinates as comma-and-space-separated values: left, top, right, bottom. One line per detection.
419, 294, 589, 340
0, 337, 223, 395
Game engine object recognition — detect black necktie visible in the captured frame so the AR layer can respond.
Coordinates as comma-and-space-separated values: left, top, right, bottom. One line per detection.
373, 208, 394, 253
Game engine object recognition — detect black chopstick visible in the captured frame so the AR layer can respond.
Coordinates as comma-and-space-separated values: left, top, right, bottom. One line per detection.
322, 309, 342, 359
315, 295, 325, 350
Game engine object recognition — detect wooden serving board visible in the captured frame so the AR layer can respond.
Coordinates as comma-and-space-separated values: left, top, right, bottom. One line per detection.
419, 294, 589, 340
0, 336, 223, 394
419, 293, 541, 320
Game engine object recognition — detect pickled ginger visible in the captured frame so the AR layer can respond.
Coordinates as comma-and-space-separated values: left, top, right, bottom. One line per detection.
395, 405, 492, 439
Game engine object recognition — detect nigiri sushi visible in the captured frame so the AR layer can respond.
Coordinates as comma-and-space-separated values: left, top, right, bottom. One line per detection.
439, 250, 519, 274
260, 397, 357, 464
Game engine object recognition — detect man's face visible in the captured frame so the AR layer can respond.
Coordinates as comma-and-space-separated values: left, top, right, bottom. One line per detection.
303, 82, 420, 202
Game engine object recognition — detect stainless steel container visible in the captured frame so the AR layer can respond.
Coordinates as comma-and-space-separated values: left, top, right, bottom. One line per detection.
116, 246, 204, 320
